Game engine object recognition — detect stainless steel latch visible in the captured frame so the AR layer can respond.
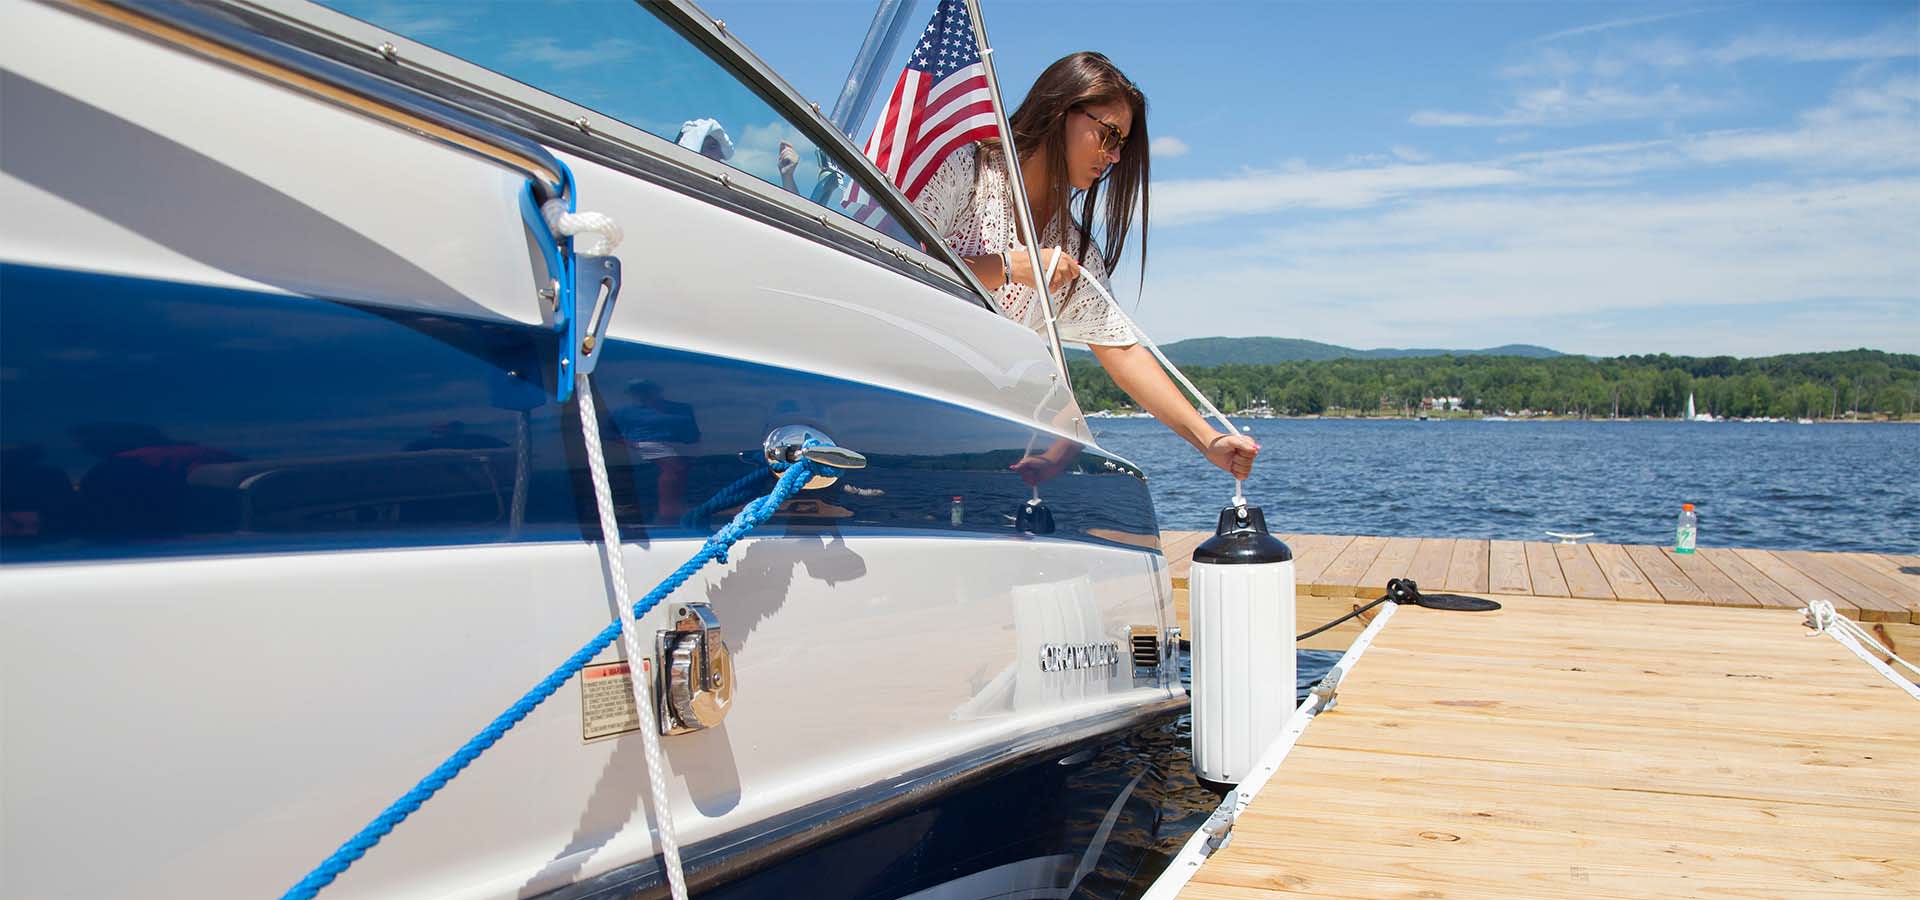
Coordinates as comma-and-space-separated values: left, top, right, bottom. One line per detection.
762, 425, 866, 490
656, 602, 733, 735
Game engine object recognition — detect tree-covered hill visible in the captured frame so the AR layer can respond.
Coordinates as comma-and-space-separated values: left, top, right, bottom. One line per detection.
1068, 348, 1920, 420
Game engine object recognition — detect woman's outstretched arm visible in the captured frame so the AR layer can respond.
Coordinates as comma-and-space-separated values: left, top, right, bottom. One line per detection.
1089, 343, 1259, 479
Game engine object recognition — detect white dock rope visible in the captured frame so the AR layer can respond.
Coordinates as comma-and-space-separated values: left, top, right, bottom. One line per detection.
1139, 602, 1402, 900
1063, 269, 1248, 503
542, 199, 625, 256
557, 203, 686, 899
1801, 600, 1920, 700
574, 371, 691, 900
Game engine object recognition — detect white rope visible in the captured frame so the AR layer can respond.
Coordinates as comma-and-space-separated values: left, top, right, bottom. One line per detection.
1067, 270, 1248, 503
555, 194, 684, 897
541, 199, 625, 257
1140, 602, 1401, 899
575, 373, 691, 899
1802, 599, 1920, 700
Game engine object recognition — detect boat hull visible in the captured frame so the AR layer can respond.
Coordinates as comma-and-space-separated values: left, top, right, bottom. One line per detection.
0, 2, 1181, 896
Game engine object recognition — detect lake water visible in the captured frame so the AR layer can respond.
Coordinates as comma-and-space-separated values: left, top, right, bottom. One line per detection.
1089, 417, 1918, 555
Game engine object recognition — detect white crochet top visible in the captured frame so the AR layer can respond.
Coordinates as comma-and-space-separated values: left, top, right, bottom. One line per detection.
913, 145, 1136, 347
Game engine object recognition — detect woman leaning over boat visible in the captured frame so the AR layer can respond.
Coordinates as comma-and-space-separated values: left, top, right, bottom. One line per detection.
913, 52, 1259, 481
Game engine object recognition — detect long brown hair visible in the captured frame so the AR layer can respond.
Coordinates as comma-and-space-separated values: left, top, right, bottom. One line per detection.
992, 51, 1149, 278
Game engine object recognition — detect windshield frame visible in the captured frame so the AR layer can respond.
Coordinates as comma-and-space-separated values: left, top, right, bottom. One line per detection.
225, 0, 998, 311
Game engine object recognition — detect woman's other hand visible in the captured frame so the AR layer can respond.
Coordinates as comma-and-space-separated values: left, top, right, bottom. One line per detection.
1008, 246, 1081, 294
1204, 432, 1259, 480
777, 141, 799, 176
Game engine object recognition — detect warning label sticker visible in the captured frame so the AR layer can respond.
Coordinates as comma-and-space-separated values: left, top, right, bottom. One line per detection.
581, 660, 644, 742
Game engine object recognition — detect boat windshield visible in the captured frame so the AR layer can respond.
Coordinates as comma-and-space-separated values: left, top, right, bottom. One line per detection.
317, 1, 916, 239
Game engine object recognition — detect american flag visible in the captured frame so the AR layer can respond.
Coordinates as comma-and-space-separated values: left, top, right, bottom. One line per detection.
846, 0, 997, 227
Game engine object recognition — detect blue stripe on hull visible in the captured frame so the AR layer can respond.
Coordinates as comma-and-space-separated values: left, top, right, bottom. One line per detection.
0, 264, 1157, 562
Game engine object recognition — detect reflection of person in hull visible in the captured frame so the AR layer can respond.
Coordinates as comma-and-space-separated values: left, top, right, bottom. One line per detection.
70, 422, 239, 537
615, 380, 700, 522
0, 443, 74, 541
912, 53, 1258, 481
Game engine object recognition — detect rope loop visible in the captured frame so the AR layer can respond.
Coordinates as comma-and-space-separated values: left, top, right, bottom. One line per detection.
1802, 598, 1839, 634
541, 198, 624, 256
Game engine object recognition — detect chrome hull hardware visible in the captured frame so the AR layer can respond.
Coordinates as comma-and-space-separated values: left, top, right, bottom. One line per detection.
656, 603, 733, 735
762, 425, 866, 490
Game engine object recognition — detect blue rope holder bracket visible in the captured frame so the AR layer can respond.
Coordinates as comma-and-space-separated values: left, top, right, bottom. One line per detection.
518, 165, 622, 403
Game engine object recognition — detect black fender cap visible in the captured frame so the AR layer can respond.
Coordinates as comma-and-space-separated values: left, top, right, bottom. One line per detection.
1192, 504, 1292, 565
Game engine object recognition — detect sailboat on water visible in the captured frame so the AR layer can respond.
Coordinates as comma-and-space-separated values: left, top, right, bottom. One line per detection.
1687, 392, 1719, 422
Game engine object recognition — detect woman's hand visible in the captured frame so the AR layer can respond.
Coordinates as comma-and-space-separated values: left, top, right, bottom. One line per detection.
1007, 246, 1081, 294
1203, 432, 1259, 480
1009, 454, 1069, 486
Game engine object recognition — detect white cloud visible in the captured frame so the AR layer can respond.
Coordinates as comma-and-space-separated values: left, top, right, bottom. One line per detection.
1684, 76, 1920, 170
1412, 84, 1724, 128
1151, 136, 1191, 158
1166, 75, 1920, 227
506, 38, 641, 72
1528, 9, 1719, 45
1154, 162, 1525, 225
1390, 145, 1431, 163
356, 1, 456, 37
1451, 22, 1917, 132
1138, 178, 1920, 355
1711, 25, 1920, 64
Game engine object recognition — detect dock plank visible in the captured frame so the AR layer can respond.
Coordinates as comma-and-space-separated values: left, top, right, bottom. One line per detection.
1623, 544, 1712, 604
1487, 540, 1532, 595
1522, 541, 1570, 597
1164, 530, 1918, 626
1552, 543, 1613, 599
1289, 534, 1353, 588
1444, 538, 1490, 594
1355, 537, 1421, 597
1699, 547, 1803, 609
1181, 595, 1920, 900
1402, 538, 1456, 592
1820, 553, 1920, 624
1732, 548, 1853, 615
1775, 550, 1913, 624
1851, 553, 1920, 590
1313, 536, 1389, 597
1662, 547, 1758, 607
1587, 542, 1661, 602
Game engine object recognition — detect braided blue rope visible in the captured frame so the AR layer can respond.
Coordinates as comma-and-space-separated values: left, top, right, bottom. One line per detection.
282, 459, 819, 900
678, 467, 774, 530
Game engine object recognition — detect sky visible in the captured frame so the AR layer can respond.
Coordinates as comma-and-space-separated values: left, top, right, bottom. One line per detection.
705, 0, 1920, 358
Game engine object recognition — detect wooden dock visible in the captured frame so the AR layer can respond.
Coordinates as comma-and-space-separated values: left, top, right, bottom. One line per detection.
1163, 533, 1920, 653
1158, 536, 1920, 898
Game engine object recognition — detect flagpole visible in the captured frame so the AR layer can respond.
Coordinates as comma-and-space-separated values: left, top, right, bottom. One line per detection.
964, 0, 1074, 396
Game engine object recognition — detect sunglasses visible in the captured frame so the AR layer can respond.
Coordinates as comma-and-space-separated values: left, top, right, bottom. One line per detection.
1080, 110, 1127, 153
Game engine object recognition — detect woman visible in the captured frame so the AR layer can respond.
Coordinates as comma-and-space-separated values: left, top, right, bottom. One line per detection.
913, 52, 1259, 481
